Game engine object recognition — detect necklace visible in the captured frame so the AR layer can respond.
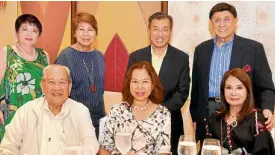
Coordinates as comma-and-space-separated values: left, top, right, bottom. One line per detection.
220, 117, 238, 152
16, 43, 36, 59
132, 100, 152, 111
83, 59, 96, 92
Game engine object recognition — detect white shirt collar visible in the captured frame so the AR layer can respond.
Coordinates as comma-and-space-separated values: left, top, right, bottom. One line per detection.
151, 45, 168, 58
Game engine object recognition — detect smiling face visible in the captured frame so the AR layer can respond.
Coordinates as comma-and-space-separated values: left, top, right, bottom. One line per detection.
148, 18, 171, 51
41, 66, 72, 107
75, 22, 96, 47
130, 68, 154, 103
211, 10, 237, 42
16, 22, 40, 46
224, 75, 248, 108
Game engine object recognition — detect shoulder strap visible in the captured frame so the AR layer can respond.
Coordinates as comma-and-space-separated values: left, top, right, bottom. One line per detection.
6, 45, 14, 67
35, 48, 49, 66
36, 47, 44, 55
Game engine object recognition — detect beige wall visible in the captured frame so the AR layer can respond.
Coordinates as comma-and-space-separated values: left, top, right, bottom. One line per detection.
0, 2, 17, 47
77, 1, 161, 54
169, 1, 275, 84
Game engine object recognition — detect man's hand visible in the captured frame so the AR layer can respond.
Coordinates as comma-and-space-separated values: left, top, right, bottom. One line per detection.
0, 111, 4, 124
263, 109, 273, 131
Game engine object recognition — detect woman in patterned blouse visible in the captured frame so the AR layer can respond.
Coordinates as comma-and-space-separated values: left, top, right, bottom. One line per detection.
99, 61, 171, 155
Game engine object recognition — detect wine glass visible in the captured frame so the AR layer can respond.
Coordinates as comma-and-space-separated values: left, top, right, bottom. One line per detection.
201, 138, 221, 155
115, 128, 132, 154
177, 135, 196, 155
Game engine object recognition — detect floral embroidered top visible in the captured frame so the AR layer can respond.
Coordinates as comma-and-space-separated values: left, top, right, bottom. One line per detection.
101, 103, 171, 155
0, 45, 48, 140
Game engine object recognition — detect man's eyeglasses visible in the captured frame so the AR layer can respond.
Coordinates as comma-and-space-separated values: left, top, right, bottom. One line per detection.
212, 17, 233, 25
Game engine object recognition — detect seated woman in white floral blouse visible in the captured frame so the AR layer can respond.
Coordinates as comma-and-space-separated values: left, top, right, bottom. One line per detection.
99, 61, 171, 155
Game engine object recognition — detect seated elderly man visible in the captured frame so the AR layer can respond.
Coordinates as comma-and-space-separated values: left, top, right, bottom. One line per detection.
0, 64, 99, 155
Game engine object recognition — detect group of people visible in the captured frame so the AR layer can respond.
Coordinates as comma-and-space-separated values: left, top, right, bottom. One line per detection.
0, 2, 274, 155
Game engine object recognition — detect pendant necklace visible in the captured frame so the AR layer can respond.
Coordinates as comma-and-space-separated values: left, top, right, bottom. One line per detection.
83, 59, 96, 93
220, 117, 238, 152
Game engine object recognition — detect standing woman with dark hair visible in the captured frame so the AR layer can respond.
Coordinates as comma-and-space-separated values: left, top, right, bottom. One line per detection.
55, 12, 105, 137
0, 14, 50, 140
205, 68, 275, 154
99, 61, 171, 155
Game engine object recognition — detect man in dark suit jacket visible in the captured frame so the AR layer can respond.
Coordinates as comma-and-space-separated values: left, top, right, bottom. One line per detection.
127, 12, 190, 155
190, 2, 275, 143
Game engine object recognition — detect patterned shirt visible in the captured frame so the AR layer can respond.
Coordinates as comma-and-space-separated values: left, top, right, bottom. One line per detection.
208, 36, 234, 97
101, 103, 171, 155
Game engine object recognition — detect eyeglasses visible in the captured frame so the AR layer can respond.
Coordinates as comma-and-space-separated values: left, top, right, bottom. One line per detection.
212, 17, 233, 25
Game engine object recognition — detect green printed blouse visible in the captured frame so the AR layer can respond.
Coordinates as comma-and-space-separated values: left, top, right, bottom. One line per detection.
0, 45, 48, 140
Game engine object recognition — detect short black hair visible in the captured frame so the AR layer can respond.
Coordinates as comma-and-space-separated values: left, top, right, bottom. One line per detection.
15, 14, 42, 35
148, 12, 173, 29
209, 2, 237, 19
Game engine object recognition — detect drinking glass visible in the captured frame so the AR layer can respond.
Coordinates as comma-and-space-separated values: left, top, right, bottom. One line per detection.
201, 138, 221, 155
115, 128, 132, 154
177, 135, 196, 155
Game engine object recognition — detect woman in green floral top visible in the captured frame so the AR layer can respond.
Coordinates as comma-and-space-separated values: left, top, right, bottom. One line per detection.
0, 14, 49, 141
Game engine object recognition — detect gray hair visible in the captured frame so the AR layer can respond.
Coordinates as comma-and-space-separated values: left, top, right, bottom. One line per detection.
42, 64, 72, 82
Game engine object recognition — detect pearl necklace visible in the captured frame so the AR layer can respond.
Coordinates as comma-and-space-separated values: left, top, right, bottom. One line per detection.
16, 43, 36, 59
132, 100, 152, 111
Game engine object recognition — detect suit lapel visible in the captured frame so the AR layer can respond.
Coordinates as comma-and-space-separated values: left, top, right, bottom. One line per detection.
159, 44, 173, 81
144, 45, 152, 63
204, 42, 215, 76
230, 35, 244, 69
203, 41, 215, 100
